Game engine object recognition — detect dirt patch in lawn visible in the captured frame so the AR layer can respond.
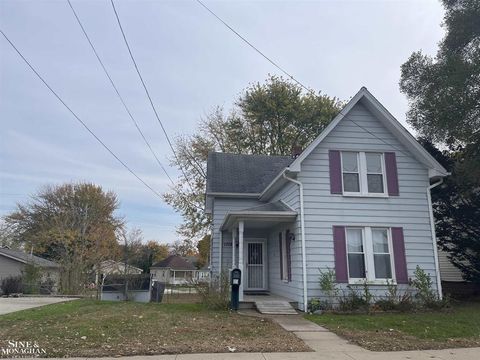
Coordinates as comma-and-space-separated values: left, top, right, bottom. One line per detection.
329, 328, 480, 351
0, 300, 310, 357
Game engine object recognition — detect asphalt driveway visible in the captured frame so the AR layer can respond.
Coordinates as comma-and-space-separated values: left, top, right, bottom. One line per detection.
0, 297, 78, 315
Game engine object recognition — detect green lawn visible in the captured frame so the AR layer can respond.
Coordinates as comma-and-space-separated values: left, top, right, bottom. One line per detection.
0, 299, 309, 357
305, 301, 480, 351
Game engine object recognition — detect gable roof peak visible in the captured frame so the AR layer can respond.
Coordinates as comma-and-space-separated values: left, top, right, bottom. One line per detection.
288, 87, 448, 178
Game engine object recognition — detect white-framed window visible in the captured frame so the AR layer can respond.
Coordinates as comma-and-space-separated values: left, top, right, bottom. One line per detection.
341, 151, 386, 196
346, 228, 366, 279
346, 226, 395, 284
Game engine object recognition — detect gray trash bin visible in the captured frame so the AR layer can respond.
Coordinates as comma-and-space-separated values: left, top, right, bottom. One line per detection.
151, 281, 166, 302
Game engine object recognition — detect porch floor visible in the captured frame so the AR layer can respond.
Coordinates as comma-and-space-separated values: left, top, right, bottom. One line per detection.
243, 294, 295, 302
240, 293, 299, 312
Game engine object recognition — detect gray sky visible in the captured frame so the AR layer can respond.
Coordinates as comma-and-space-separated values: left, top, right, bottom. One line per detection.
0, 0, 444, 244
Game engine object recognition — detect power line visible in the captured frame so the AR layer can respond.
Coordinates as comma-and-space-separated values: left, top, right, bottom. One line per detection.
109, 0, 196, 194
196, 0, 409, 155
195, 0, 315, 95
67, 0, 174, 185
0, 29, 163, 199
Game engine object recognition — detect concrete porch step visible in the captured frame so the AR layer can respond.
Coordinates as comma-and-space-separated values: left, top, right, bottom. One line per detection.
255, 300, 298, 315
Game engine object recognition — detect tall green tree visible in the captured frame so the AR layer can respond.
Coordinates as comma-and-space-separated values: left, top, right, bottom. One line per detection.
400, 0, 480, 184
401, 0, 480, 282
419, 139, 480, 282
118, 230, 171, 273
164, 75, 342, 240
197, 234, 210, 268
4, 183, 123, 293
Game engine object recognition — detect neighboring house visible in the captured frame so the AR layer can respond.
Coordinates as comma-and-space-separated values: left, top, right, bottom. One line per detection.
196, 264, 210, 282
181, 256, 210, 281
0, 247, 60, 293
94, 260, 143, 285
438, 249, 480, 297
150, 255, 208, 284
206, 87, 449, 311
438, 249, 464, 283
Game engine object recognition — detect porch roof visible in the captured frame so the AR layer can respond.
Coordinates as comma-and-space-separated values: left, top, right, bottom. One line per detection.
220, 201, 297, 230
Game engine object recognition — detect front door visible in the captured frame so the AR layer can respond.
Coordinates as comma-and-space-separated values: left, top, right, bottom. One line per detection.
244, 241, 267, 291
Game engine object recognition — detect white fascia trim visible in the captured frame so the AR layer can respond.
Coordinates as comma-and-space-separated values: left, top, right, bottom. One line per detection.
427, 178, 444, 300
259, 168, 290, 200
361, 90, 448, 177
288, 88, 366, 172
287, 87, 448, 177
279, 199, 295, 211
220, 211, 297, 231
429, 169, 451, 179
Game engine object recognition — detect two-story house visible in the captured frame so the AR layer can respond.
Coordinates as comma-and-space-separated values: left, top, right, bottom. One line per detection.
205, 87, 448, 312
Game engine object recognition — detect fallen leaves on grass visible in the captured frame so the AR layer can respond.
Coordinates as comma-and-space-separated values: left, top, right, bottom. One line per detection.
0, 300, 310, 357
331, 328, 480, 352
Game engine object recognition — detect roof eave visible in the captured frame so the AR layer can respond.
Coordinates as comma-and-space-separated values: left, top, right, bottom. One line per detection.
220, 210, 297, 231
287, 87, 449, 178
259, 168, 291, 201
206, 192, 261, 198
0, 252, 28, 264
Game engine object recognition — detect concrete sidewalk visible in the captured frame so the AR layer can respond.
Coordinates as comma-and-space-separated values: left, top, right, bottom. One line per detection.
39, 347, 480, 359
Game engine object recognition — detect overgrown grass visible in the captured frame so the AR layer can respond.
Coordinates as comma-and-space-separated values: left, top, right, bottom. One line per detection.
305, 301, 480, 350
0, 299, 309, 357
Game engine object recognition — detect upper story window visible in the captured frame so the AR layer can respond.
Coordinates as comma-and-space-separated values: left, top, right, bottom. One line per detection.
341, 151, 386, 196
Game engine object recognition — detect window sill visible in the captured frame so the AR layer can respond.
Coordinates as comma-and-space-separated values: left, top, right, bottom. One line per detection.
348, 279, 396, 286
342, 193, 389, 198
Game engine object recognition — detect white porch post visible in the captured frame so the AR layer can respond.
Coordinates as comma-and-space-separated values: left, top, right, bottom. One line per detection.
238, 220, 244, 301
232, 228, 236, 269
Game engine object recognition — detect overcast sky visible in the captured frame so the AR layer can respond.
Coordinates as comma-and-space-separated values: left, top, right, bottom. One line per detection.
0, 0, 444, 244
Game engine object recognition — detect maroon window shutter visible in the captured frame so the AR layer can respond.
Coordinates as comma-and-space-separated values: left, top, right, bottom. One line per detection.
333, 226, 348, 283
286, 230, 292, 282
329, 150, 343, 194
278, 232, 283, 280
392, 227, 408, 284
385, 152, 399, 196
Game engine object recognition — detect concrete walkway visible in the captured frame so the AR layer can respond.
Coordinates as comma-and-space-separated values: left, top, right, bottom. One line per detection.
266, 313, 371, 354
0, 296, 78, 315
233, 311, 480, 359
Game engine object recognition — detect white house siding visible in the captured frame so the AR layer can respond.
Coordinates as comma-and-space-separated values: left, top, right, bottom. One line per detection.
297, 102, 439, 301
211, 197, 263, 274
438, 249, 464, 282
266, 181, 304, 307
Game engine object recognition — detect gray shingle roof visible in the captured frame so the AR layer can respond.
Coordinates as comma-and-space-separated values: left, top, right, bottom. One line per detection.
0, 247, 60, 268
151, 255, 196, 270
206, 152, 293, 194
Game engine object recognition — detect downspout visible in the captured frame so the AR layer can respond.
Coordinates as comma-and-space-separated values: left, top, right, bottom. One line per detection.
219, 231, 223, 279
427, 178, 444, 300
283, 171, 308, 312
